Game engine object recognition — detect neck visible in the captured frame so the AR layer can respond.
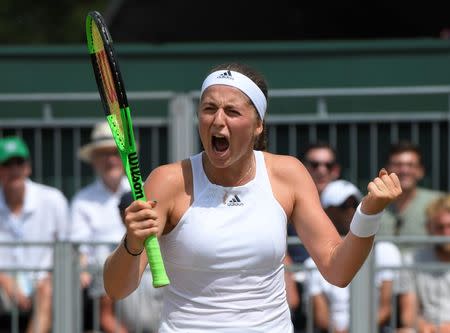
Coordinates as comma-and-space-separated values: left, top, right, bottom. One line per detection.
204, 151, 255, 187
3, 186, 25, 215
102, 176, 122, 193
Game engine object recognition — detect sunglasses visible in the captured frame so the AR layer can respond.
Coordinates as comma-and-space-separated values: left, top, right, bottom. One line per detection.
306, 160, 335, 171
1, 157, 27, 167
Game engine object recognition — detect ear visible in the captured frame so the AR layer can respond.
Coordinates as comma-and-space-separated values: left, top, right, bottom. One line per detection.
24, 161, 32, 177
254, 119, 263, 136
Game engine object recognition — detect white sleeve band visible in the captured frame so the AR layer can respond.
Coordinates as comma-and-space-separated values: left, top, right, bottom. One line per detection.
349, 203, 384, 238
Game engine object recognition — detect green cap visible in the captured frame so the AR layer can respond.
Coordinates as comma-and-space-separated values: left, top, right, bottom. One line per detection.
0, 136, 30, 164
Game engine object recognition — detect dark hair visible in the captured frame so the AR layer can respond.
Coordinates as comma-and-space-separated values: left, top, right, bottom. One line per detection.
302, 141, 338, 163
387, 141, 423, 165
118, 191, 133, 214
207, 63, 268, 151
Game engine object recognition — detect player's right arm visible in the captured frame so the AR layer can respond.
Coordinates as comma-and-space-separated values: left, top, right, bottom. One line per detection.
103, 161, 184, 299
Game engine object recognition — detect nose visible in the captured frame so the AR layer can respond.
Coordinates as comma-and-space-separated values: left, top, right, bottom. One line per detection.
212, 108, 226, 127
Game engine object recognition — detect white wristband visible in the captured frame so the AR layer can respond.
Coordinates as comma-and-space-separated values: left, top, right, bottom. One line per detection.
350, 203, 384, 238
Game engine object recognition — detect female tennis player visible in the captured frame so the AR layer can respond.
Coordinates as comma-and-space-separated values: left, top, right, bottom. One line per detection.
103, 62, 402, 332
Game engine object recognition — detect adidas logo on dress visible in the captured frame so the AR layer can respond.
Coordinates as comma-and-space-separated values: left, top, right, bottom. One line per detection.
216, 70, 234, 80
226, 194, 244, 206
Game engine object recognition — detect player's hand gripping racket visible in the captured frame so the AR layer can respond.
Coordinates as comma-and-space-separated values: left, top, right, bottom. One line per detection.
85, 11, 169, 287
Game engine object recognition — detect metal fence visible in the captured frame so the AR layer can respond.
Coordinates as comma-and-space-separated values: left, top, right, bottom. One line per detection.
1, 85, 450, 200
1, 237, 450, 333
1, 85, 450, 332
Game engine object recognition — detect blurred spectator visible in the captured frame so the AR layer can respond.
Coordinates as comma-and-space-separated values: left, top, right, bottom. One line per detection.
68, 122, 130, 333
378, 141, 444, 253
114, 191, 164, 333
302, 141, 341, 195
288, 141, 341, 331
304, 180, 401, 333
290, 141, 341, 262
0, 136, 69, 333
398, 194, 450, 332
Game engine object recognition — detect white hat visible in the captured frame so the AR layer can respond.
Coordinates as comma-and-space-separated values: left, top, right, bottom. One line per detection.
78, 122, 117, 163
320, 179, 363, 208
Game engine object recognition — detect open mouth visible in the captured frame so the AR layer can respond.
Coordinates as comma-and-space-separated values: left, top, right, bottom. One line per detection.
212, 135, 229, 152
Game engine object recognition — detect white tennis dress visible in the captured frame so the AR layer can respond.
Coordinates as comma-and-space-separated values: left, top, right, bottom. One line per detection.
158, 150, 293, 332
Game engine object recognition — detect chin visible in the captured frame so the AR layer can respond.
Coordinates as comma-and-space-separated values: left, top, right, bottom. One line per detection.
399, 179, 415, 190
205, 148, 231, 166
103, 170, 123, 181
8, 177, 26, 185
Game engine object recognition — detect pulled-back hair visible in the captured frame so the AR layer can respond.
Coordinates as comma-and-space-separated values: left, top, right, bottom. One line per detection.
208, 63, 268, 151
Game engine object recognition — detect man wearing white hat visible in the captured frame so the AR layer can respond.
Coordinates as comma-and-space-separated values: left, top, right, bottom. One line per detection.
68, 121, 130, 332
303, 179, 402, 333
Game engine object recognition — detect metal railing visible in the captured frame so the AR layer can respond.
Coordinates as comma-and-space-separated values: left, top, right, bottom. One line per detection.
1, 237, 449, 332
1, 85, 450, 332
1, 85, 450, 199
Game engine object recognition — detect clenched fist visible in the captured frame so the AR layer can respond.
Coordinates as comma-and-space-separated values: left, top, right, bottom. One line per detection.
361, 168, 402, 215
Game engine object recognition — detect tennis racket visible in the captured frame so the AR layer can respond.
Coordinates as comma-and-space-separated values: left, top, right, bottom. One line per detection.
85, 11, 169, 287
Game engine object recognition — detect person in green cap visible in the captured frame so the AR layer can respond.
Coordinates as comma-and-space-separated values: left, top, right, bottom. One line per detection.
0, 136, 69, 333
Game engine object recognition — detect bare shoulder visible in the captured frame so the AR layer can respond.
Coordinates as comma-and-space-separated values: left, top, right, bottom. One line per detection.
262, 152, 314, 216
262, 151, 305, 180
144, 159, 192, 201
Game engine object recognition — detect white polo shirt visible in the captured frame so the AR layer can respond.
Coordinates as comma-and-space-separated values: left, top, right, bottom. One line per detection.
0, 179, 69, 294
68, 177, 129, 265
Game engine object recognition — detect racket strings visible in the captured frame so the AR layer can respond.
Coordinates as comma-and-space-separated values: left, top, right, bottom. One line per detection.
90, 20, 125, 148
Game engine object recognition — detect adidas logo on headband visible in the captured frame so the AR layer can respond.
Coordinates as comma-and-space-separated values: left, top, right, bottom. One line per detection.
216, 70, 234, 80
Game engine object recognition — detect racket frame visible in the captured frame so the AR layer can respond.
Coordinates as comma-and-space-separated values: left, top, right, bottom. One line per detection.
86, 11, 169, 287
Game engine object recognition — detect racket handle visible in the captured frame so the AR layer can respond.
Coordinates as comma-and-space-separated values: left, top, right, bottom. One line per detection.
113, 109, 170, 287
144, 235, 170, 287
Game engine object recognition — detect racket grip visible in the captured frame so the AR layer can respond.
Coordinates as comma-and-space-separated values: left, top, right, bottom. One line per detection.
144, 235, 170, 287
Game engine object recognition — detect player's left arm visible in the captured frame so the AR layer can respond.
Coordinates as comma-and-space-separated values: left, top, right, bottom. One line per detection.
278, 156, 401, 287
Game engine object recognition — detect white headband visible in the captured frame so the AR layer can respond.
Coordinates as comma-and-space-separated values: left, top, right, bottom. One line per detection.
200, 70, 267, 119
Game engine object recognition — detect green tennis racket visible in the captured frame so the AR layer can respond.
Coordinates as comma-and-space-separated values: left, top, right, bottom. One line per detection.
85, 11, 169, 287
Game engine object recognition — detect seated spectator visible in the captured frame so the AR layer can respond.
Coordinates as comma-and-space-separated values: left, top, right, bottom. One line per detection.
0, 136, 69, 333
378, 141, 443, 255
302, 141, 341, 195
304, 179, 402, 333
398, 194, 450, 332
68, 122, 130, 333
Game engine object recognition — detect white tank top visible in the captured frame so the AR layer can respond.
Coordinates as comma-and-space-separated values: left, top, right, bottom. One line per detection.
158, 150, 293, 333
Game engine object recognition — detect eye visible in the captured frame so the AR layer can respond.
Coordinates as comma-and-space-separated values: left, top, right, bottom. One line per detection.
226, 109, 241, 117
200, 104, 216, 114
